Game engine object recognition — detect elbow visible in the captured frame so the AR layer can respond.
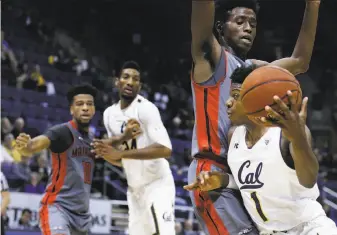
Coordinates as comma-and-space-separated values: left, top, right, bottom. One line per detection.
293, 57, 310, 74
299, 167, 319, 189
162, 147, 172, 159
300, 179, 317, 189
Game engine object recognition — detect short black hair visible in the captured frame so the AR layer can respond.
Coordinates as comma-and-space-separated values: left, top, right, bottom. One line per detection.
66, 84, 98, 104
230, 65, 257, 84
119, 60, 141, 77
22, 209, 32, 214
215, 0, 260, 23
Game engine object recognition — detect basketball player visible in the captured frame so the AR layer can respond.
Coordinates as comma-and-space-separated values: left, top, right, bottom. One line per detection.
15, 84, 97, 235
185, 65, 337, 234
188, 0, 320, 233
92, 61, 175, 235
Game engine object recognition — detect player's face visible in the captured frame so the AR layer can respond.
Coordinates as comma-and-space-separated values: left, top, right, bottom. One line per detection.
117, 68, 141, 100
223, 7, 257, 54
226, 83, 249, 125
70, 94, 95, 125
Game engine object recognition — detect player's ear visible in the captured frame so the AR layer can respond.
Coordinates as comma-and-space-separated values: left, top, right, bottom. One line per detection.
215, 21, 223, 35
70, 105, 74, 116
138, 83, 142, 93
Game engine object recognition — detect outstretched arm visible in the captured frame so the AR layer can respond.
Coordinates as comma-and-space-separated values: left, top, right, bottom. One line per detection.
191, 0, 222, 83
253, 0, 320, 75
15, 125, 73, 156
15, 134, 51, 156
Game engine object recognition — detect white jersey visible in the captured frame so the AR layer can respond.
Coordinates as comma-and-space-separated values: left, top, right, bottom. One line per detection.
103, 95, 173, 189
228, 126, 325, 232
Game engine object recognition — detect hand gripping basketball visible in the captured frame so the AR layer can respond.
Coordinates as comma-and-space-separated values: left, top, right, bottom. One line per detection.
255, 91, 308, 143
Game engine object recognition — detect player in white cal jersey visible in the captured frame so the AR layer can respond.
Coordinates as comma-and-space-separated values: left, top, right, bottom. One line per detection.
185, 66, 337, 235
92, 61, 175, 235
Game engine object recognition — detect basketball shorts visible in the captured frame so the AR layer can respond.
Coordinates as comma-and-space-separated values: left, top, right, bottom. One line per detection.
127, 175, 175, 235
259, 215, 337, 235
188, 158, 259, 235
39, 204, 89, 235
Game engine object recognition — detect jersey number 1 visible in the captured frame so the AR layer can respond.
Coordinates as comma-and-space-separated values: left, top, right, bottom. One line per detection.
82, 161, 92, 184
251, 192, 268, 222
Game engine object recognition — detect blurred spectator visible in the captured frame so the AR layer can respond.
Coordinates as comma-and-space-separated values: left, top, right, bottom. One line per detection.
175, 222, 184, 235
1, 145, 14, 163
1, 117, 13, 140
1, 31, 18, 74
30, 64, 47, 92
2, 133, 22, 162
30, 152, 49, 184
23, 172, 45, 194
1, 172, 10, 235
16, 209, 34, 229
12, 157, 32, 185
12, 117, 25, 138
16, 62, 30, 89
184, 220, 198, 235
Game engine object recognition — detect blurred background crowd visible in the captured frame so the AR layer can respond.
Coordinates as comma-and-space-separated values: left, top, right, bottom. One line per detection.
1, 0, 337, 234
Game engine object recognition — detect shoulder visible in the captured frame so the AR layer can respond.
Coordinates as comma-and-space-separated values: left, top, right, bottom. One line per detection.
47, 123, 69, 134
137, 95, 157, 110
44, 123, 71, 139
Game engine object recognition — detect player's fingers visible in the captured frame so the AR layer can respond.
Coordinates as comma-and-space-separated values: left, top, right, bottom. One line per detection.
15, 139, 28, 147
20, 133, 30, 140
260, 117, 283, 128
286, 90, 296, 112
127, 119, 140, 126
265, 106, 284, 122
183, 182, 199, 191
132, 130, 142, 138
273, 96, 291, 118
299, 97, 308, 122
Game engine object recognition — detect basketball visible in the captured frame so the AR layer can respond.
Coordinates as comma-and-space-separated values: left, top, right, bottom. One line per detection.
240, 65, 302, 119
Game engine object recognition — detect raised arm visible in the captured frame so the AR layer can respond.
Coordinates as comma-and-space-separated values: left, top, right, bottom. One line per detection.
191, 0, 222, 83
253, 0, 320, 75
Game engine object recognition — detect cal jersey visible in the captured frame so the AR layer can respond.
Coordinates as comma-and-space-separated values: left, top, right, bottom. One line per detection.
103, 95, 173, 189
228, 126, 325, 232
191, 49, 252, 162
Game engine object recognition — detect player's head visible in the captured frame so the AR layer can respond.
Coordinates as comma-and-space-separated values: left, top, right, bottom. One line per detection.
215, 0, 259, 56
116, 61, 141, 101
226, 65, 256, 125
67, 84, 97, 126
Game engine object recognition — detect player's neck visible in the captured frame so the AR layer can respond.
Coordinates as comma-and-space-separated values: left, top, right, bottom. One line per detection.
120, 98, 135, 109
72, 119, 89, 133
244, 122, 268, 143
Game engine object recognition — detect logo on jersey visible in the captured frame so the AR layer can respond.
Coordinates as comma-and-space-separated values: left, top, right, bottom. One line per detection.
238, 160, 264, 189
162, 211, 174, 222
234, 143, 239, 149
120, 121, 126, 134
265, 139, 269, 145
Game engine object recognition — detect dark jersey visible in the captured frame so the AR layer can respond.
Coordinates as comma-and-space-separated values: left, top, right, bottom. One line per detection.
40, 121, 94, 229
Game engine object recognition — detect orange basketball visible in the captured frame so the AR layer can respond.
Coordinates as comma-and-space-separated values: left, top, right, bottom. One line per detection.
240, 65, 302, 119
